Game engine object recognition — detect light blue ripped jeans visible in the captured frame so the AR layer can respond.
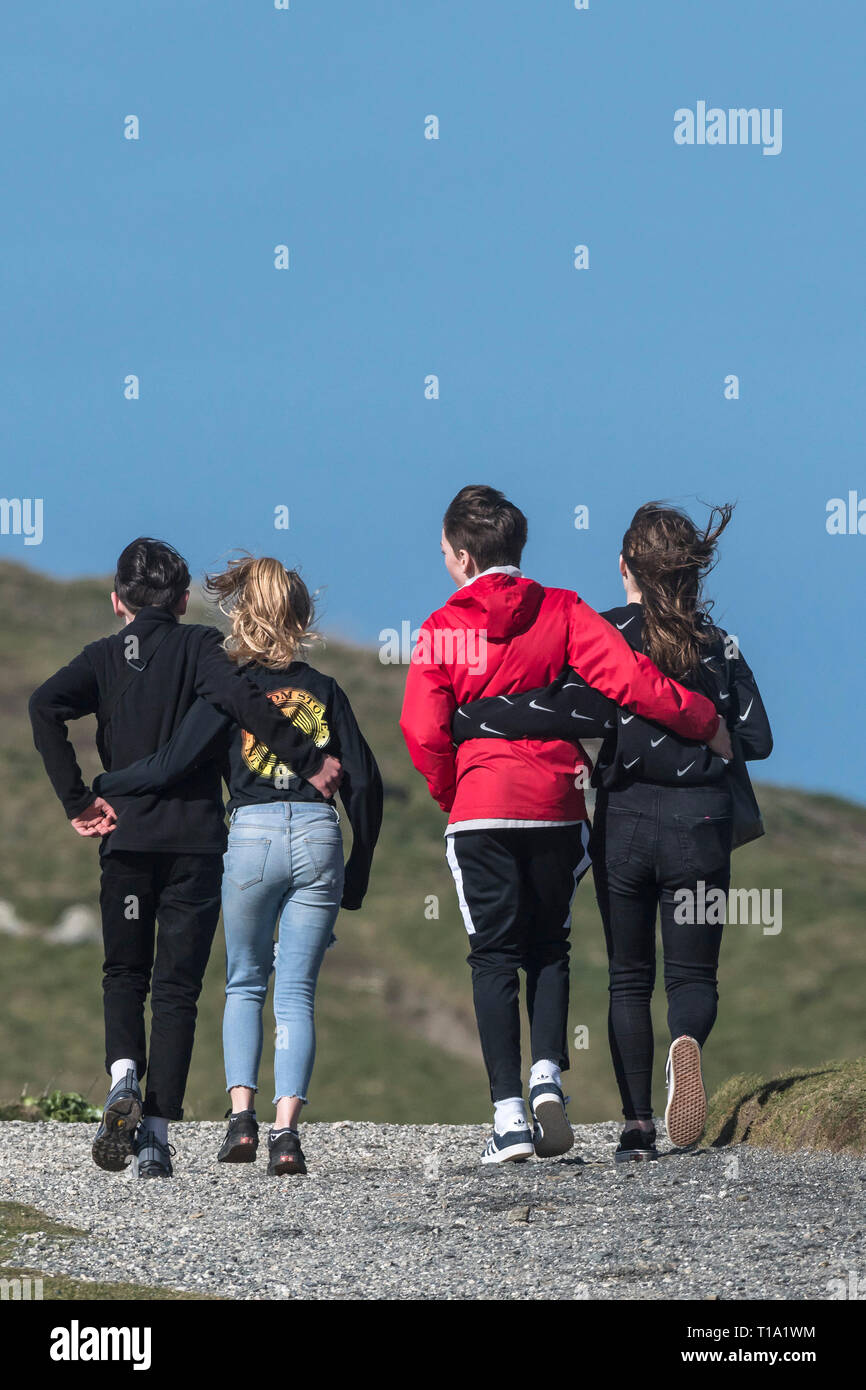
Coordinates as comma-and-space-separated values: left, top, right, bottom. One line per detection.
221, 801, 344, 1106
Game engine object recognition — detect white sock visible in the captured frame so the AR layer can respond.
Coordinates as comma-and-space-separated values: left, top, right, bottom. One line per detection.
139, 1116, 169, 1145
530, 1059, 562, 1092
493, 1097, 528, 1135
109, 1059, 138, 1089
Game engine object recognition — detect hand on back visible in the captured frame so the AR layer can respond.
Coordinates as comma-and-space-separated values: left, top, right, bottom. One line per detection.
70, 796, 118, 838
308, 755, 343, 798
708, 721, 733, 762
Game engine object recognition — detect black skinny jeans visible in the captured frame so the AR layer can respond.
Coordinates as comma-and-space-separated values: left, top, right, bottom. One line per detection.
591, 781, 733, 1120
99, 849, 223, 1120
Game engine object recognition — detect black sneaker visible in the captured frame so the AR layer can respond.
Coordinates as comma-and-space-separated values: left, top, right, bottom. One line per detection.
614, 1127, 658, 1163
267, 1128, 307, 1177
133, 1133, 175, 1179
217, 1108, 259, 1163
91, 1069, 142, 1172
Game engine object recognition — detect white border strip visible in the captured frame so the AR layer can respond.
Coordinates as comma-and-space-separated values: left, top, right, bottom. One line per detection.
445, 836, 477, 937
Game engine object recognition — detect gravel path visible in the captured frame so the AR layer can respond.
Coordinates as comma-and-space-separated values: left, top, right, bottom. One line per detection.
1, 1121, 863, 1300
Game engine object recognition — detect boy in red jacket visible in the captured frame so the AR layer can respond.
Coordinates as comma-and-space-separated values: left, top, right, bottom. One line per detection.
400, 486, 730, 1163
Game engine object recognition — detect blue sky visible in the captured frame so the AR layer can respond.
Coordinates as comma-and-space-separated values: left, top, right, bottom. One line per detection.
2, 2, 863, 801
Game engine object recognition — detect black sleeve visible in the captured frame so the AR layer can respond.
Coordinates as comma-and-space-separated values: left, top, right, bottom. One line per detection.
93, 698, 232, 798
192, 630, 326, 782
28, 651, 101, 818
729, 647, 773, 761
451, 667, 614, 745
331, 683, 383, 911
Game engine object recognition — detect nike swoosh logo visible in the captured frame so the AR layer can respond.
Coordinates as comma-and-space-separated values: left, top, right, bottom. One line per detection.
456, 709, 470, 719
616, 617, 634, 630
529, 700, 554, 712
650, 735, 667, 747
620, 715, 634, 724
570, 712, 596, 720
677, 762, 696, 777
719, 692, 730, 700
480, 723, 505, 735
623, 757, 640, 769
604, 720, 614, 730
496, 696, 514, 705
562, 681, 585, 690
739, 699, 753, 721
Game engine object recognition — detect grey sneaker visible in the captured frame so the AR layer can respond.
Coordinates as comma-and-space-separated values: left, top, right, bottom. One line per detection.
91, 1069, 142, 1172
133, 1132, 175, 1179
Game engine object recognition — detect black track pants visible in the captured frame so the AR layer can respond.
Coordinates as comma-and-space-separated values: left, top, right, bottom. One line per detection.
446, 824, 591, 1102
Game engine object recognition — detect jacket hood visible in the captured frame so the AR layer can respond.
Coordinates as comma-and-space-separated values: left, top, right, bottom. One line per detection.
444, 573, 546, 640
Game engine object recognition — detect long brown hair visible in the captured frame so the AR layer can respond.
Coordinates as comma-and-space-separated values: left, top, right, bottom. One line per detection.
205, 555, 320, 670
621, 502, 733, 680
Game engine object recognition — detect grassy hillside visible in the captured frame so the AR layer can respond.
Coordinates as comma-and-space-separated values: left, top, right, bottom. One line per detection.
1, 559, 863, 1124
705, 1059, 866, 1155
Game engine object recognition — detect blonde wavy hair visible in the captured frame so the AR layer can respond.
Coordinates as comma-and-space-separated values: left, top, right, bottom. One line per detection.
205, 555, 320, 670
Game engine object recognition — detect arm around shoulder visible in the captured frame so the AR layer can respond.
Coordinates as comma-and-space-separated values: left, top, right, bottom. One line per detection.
566, 596, 720, 743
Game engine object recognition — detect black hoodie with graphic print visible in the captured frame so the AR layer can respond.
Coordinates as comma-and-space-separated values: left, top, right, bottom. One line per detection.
94, 660, 383, 910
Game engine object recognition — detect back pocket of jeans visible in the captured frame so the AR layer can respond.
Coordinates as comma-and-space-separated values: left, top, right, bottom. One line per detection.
675, 814, 732, 877
224, 837, 271, 890
604, 807, 642, 868
303, 828, 344, 883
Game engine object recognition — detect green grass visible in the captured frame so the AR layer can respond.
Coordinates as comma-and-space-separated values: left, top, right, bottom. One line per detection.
2, 558, 865, 1124
0, 1090, 101, 1122
706, 1058, 866, 1154
0, 1201, 216, 1301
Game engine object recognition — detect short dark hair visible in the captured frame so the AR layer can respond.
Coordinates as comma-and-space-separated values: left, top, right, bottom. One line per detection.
114, 538, 191, 612
443, 485, 528, 571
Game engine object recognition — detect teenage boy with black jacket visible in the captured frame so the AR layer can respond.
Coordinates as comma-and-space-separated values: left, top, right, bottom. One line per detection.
29, 538, 340, 1178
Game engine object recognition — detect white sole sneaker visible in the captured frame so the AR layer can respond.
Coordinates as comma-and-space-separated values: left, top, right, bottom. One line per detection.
664, 1035, 707, 1148
480, 1130, 535, 1165
531, 1096, 575, 1158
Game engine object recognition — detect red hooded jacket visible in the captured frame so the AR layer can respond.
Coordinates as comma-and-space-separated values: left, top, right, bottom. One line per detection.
399, 572, 720, 827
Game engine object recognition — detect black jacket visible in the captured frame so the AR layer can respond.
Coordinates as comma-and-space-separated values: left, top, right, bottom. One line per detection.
29, 607, 327, 855
94, 660, 383, 910
452, 603, 772, 790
